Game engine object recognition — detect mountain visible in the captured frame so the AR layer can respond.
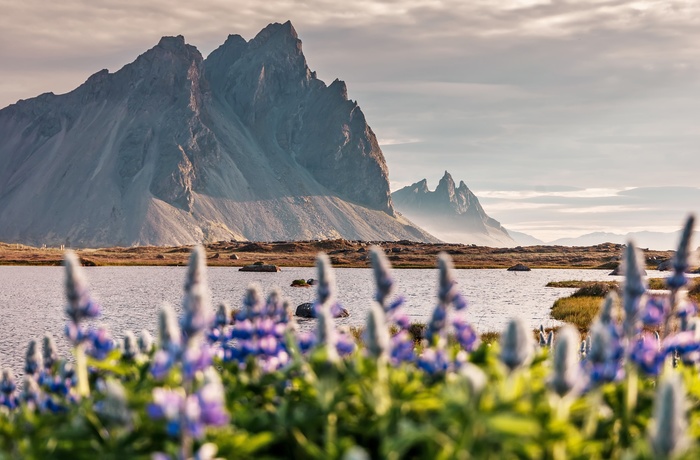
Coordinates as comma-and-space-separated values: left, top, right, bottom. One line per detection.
548, 231, 700, 251
0, 22, 436, 247
507, 230, 545, 247
391, 171, 516, 247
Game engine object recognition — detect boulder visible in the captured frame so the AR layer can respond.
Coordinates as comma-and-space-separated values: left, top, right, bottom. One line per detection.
507, 263, 531, 272
229, 253, 239, 260
294, 302, 350, 318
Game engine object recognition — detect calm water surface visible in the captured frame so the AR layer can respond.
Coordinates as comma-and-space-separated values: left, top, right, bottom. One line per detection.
0, 266, 665, 371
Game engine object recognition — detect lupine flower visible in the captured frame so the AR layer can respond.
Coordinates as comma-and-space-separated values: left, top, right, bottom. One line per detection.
629, 334, 665, 376
417, 347, 450, 375
676, 300, 697, 332
437, 253, 468, 310
598, 292, 617, 325
648, 373, 689, 458
214, 303, 230, 328
666, 215, 694, 290
390, 330, 415, 364
42, 335, 58, 370
197, 368, 229, 426
499, 318, 534, 371
150, 350, 175, 380
585, 320, 624, 385
0, 369, 17, 409
21, 375, 42, 407
622, 242, 647, 338
86, 326, 115, 360
148, 387, 186, 436
25, 340, 43, 377
579, 340, 587, 359
364, 302, 390, 360
539, 331, 548, 348
182, 343, 213, 380
642, 297, 669, 327
64, 251, 100, 325
138, 329, 154, 354
122, 331, 139, 360
158, 304, 181, 355
314, 254, 339, 361
369, 247, 395, 308
549, 326, 581, 397
662, 331, 700, 360
453, 318, 479, 352
425, 304, 447, 344
181, 246, 212, 340
459, 361, 487, 395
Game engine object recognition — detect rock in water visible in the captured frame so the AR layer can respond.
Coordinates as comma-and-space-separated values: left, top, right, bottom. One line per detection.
0, 22, 436, 247
392, 171, 516, 247
507, 264, 531, 272
294, 302, 349, 318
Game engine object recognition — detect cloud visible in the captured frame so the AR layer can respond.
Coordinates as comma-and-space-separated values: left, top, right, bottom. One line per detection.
2, 1, 700, 240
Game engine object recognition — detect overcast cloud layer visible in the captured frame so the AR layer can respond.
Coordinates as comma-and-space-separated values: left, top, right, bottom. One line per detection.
1, 0, 699, 242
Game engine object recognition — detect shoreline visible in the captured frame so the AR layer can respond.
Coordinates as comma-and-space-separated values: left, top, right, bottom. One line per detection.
0, 240, 675, 270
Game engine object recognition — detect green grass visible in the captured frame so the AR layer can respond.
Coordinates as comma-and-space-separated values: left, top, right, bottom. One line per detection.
550, 296, 602, 332
545, 280, 592, 288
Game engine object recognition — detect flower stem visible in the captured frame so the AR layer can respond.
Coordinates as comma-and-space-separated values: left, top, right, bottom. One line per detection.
75, 342, 90, 398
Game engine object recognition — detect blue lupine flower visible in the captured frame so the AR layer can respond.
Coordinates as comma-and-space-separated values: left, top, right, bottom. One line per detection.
197, 369, 229, 426
453, 318, 479, 352
390, 330, 415, 364
214, 303, 230, 328
336, 332, 356, 357
64, 251, 101, 325
417, 348, 450, 375
629, 334, 665, 376
584, 321, 625, 386
42, 335, 58, 370
86, 327, 115, 360
369, 247, 395, 308
0, 369, 17, 409
182, 344, 213, 380
662, 331, 700, 357
425, 304, 447, 344
24, 340, 43, 377
642, 297, 669, 327
151, 350, 176, 380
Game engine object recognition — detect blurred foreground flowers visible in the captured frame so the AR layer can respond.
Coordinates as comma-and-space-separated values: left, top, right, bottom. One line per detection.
0, 217, 699, 459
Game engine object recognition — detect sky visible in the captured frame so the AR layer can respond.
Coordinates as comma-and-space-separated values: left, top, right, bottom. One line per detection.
1, 0, 699, 243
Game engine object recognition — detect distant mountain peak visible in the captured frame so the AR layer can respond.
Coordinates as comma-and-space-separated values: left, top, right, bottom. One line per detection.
392, 173, 515, 247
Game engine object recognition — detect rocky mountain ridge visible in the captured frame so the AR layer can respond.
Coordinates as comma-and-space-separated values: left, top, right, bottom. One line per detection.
0, 21, 436, 247
391, 171, 516, 247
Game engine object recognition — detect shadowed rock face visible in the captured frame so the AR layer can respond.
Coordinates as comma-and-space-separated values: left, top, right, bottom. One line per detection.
392, 171, 516, 247
0, 22, 434, 247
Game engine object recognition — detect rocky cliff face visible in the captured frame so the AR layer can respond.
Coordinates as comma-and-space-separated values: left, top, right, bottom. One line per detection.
392, 171, 515, 247
0, 22, 434, 247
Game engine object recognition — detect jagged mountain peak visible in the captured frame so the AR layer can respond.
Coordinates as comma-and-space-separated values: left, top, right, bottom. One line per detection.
392, 172, 515, 247
0, 23, 434, 247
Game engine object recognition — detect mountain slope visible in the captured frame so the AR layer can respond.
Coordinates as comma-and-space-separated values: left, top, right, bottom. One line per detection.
392, 171, 516, 247
548, 230, 699, 250
0, 22, 436, 247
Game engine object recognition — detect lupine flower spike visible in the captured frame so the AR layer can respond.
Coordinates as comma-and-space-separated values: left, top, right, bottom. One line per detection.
181, 245, 212, 341
138, 329, 154, 354
364, 302, 390, 361
499, 317, 534, 371
25, 340, 43, 377
369, 246, 394, 309
548, 326, 581, 397
622, 242, 646, 339
314, 253, 339, 361
42, 335, 58, 371
664, 215, 695, 339
648, 373, 689, 458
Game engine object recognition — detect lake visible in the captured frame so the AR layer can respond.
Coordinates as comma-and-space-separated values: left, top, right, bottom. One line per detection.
0, 265, 666, 371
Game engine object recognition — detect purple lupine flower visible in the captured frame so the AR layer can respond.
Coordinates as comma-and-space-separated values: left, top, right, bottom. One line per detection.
42, 335, 58, 370
181, 246, 212, 340
86, 327, 115, 360
151, 350, 176, 380
677, 300, 698, 332
214, 303, 230, 328
0, 369, 17, 409
417, 348, 450, 375
642, 297, 669, 327
64, 251, 101, 324
585, 320, 624, 385
390, 330, 415, 364
425, 304, 447, 344
648, 373, 689, 458
21, 375, 42, 408
437, 253, 467, 310
364, 302, 390, 360
148, 387, 185, 431
297, 331, 317, 353
241, 284, 263, 320
182, 343, 213, 380
499, 318, 534, 371
662, 331, 700, 357
24, 340, 43, 377
453, 318, 479, 352
369, 247, 395, 308
667, 215, 694, 290
197, 369, 229, 426
598, 292, 618, 325
315, 254, 339, 361
629, 334, 665, 376
336, 332, 355, 357
622, 242, 647, 338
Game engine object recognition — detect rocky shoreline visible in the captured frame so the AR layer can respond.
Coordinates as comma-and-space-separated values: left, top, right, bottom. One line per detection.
0, 240, 675, 269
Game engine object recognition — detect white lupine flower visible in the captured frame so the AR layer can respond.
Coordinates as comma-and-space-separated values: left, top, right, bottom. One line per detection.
499, 318, 534, 371
364, 302, 390, 360
649, 373, 689, 458
548, 326, 581, 397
